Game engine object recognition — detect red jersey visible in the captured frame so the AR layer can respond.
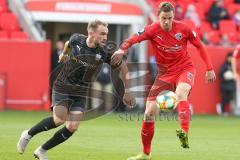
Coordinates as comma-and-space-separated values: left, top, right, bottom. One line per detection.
233, 44, 240, 59
122, 20, 213, 73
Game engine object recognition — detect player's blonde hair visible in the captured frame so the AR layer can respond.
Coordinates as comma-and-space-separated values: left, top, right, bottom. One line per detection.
157, 2, 174, 16
87, 19, 108, 32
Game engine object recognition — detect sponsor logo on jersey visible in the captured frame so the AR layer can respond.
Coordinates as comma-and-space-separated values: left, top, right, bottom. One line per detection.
76, 45, 81, 51
175, 33, 183, 41
96, 53, 102, 60
157, 45, 182, 53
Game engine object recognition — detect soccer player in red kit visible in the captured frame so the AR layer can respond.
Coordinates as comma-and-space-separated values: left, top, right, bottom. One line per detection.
231, 44, 240, 80
111, 2, 216, 160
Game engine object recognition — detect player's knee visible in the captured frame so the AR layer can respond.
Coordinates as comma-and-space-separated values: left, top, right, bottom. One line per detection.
145, 100, 156, 110
144, 113, 155, 122
66, 122, 79, 133
53, 106, 68, 125
53, 115, 65, 126
176, 92, 187, 101
176, 89, 189, 101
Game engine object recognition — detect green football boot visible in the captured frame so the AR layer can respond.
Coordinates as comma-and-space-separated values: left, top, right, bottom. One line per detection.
176, 129, 190, 149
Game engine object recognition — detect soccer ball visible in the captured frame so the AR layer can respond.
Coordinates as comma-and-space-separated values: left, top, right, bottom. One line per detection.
156, 90, 177, 111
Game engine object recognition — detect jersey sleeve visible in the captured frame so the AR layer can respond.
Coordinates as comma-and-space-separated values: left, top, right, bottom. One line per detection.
120, 24, 153, 51
186, 26, 213, 70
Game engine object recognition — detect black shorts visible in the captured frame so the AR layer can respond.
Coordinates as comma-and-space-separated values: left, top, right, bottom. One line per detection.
51, 90, 86, 112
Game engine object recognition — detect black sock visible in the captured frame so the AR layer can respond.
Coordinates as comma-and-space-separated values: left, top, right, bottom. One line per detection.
42, 127, 73, 150
28, 117, 57, 137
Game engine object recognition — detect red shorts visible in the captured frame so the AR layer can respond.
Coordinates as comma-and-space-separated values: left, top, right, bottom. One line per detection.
147, 67, 196, 101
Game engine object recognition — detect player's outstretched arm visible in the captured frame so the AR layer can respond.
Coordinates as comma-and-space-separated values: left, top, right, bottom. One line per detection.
59, 41, 70, 63
114, 61, 136, 108
111, 25, 152, 66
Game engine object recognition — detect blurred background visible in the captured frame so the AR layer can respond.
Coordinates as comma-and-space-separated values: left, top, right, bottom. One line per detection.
0, 0, 240, 116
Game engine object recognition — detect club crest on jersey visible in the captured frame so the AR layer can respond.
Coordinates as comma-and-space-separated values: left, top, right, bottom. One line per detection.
96, 53, 102, 60
137, 28, 145, 36
175, 33, 183, 41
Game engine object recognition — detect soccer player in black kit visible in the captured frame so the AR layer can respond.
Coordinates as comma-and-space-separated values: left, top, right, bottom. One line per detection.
17, 20, 136, 160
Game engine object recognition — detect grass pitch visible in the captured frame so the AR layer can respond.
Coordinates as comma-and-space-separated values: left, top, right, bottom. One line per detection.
0, 111, 240, 160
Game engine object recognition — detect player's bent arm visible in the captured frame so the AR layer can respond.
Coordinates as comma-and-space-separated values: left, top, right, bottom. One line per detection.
62, 41, 70, 55
111, 27, 152, 65
113, 61, 136, 108
114, 61, 131, 91
190, 36, 213, 70
120, 26, 152, 53
58, 41, 70, 63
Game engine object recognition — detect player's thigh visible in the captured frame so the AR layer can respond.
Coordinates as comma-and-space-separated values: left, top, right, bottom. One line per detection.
51, 90, 71, 124
147, 77, 174, 102
175, 83, 192, 101
66, 111, 83, 132
145, 79, 174, 121
176, 68, 196, 100
66, 96, 86, 132
52, 105, 68, 125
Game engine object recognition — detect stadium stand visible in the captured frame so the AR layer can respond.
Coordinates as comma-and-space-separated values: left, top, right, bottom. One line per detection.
0, 0, 28, 40
146, 0, 240, 45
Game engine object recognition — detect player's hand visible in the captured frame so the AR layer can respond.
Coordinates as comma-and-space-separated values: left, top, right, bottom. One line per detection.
111, 49, 125, 66
123, 90, 136, 109
205, 70, 216, 83
58, 53, 69, 63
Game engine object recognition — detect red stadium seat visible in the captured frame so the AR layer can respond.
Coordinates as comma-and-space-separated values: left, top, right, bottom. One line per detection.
208, 31, 220, 44
177, 1, 188, 12
201, 0, 214, 12
0, 0, 8, 13
227, 32, 238, 43
179, 0, 194, 3
0, 30, 8, 39
227, 4, 240, 17
181, 19, 196, 29
0, 12, 20, 31
199, 21, 213, 34
10, 31, 28, 40
219, 20, 237, 34
224, 0, 235, 7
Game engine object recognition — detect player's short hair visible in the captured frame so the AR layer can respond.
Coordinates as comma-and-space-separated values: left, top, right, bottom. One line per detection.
157, 2, 174, 16
87, 19, 108, 32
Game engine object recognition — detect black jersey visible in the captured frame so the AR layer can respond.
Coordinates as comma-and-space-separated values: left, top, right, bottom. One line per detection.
53, 33, 114, 94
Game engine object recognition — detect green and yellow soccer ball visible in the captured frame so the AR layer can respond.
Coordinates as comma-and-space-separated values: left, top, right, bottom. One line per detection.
156, 90, 177, 111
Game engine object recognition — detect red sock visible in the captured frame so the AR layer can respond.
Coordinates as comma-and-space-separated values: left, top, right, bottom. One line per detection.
177, 101, 191, 133
141, 121, 154, 155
